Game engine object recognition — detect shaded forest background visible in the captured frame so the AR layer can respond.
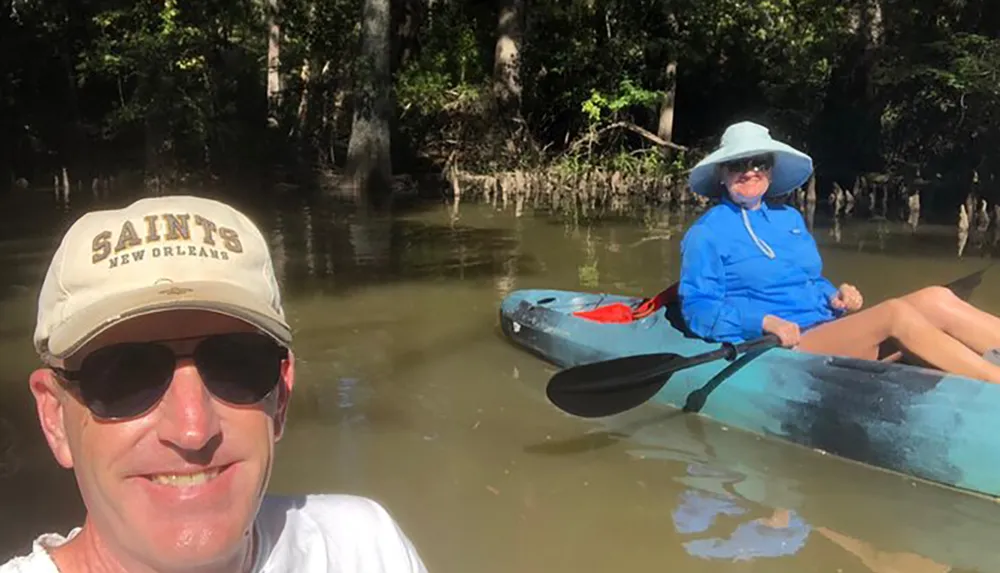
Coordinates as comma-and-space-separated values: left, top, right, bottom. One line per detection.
2, 0, 1000, 221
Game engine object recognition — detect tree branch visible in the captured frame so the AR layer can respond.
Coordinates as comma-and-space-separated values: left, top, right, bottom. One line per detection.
567, 120, 688, 155
609, 121, 687, 151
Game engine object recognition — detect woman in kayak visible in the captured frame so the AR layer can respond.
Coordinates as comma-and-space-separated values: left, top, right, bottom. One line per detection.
678, 120, 1000, 383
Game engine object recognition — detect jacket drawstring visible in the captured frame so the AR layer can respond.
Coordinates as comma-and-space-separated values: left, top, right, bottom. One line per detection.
741, 207, 776, 259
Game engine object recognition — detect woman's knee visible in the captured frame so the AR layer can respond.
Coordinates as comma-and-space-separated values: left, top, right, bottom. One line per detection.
904, 285, 958, 310
879, 297, 923, 337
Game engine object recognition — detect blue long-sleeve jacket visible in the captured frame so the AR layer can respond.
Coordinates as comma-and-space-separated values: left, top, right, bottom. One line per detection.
678, 200, 842, 343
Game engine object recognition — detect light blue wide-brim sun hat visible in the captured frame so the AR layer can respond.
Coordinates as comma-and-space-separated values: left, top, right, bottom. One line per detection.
688, 121, 814, 199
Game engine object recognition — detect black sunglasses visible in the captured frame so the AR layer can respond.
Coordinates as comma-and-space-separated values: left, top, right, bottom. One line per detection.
53, 332, 289, 421
721, 155, 774, 173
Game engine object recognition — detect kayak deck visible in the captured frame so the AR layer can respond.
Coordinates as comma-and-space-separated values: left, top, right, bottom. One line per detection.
499, 288, 1000, 499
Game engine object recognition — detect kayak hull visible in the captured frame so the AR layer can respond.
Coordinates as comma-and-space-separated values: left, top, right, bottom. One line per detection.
499, 288, 1000, 499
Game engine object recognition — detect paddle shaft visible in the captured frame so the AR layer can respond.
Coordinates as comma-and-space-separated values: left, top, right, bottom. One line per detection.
545, 265, 992, 418
662, 334, 780, 379
561, 333, 781, 395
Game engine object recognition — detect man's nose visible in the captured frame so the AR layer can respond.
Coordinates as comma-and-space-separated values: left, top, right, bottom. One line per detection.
154, 359, 223, 453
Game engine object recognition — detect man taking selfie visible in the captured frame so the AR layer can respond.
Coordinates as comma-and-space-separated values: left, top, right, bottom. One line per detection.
1, 195, 427, 572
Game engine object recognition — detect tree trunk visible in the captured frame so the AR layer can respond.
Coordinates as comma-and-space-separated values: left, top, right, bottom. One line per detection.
345, 0, 393, 206
293, 59, 312, 139
815, 0, 885, 181
292, 0, 314, 142
856, 0, 885, 170
853, 0, 883, 101
492, 0, 524, 119
392, 0, 424, 74
656, 60, 677, 143
266, 0, 282, 127
320, 72, 347, 167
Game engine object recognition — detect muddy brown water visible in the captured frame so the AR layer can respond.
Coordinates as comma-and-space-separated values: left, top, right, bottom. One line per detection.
2, 190, 1000, 572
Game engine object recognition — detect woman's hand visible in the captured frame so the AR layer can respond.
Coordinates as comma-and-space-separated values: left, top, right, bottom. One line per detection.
762, 315, 800, 347
830, 283, 863, 312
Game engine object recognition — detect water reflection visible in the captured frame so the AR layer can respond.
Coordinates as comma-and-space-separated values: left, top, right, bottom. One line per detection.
348, 218, 393, 267
251, 197, 542, 298
670, 474, 811, 562
578, 228, 599, 288
527, 403, 999, 571
609, 411, 999, 572
804, 198, 816, 232
817, 527, 951, 573
494, 217, 523, 300
302, 203, 317, 276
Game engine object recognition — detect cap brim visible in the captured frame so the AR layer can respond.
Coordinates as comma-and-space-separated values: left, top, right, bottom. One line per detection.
45, 280, 292, 360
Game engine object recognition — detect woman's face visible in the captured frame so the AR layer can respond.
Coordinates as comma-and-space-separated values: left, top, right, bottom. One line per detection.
720, 155, 773, 207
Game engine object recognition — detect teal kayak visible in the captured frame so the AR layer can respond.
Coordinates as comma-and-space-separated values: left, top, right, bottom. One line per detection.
499, 287, 1000, 500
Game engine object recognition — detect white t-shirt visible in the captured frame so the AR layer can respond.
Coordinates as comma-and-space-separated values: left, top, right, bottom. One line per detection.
0, 494, 427, 573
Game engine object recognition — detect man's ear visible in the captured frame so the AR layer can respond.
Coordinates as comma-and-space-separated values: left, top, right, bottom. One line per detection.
273, 350, 295, 442
28, 369, 74, 469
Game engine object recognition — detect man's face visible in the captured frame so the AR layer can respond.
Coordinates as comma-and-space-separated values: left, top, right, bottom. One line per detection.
29, 310, 294, 570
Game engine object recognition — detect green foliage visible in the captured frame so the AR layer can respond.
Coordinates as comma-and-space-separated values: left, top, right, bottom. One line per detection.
396, 68, 481, 116
2, 0, 999, 211
393, 3, 488, 119
581, 79, 663, 125
872, 29, 1000, 189
66, 0, 266, 171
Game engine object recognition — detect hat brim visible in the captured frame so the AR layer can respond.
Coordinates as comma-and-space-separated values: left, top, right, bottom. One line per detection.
44, 280, 292, 360
689, 140, 813, 199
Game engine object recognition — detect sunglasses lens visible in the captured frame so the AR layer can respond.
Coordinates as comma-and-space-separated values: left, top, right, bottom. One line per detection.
77, 343, 176, 419
67, 333, 286, 418
195, 333, 285, 405
723, 156, 773, 173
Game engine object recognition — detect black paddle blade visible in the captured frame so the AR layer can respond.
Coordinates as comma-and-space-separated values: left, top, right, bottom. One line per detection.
945, 265, 990, 302
546, 353, 680, 418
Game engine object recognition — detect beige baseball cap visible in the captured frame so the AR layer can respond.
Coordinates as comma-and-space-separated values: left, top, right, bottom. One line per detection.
33, 195, 292, 362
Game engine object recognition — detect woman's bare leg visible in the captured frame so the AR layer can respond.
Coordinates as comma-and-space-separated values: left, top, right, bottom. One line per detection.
900, 286, 1000, 355
797, 298, 1000, 383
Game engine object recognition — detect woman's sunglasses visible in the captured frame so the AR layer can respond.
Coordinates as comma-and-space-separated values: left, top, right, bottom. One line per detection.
721, 155, 774, 174
53, 332, 289, 421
